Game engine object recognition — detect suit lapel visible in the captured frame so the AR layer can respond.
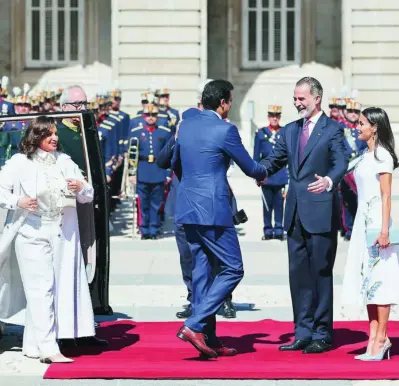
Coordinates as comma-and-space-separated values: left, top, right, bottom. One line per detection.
299, 113, 328, 169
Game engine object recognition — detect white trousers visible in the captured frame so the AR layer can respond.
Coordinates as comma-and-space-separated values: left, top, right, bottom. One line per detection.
14, 214, 61, 358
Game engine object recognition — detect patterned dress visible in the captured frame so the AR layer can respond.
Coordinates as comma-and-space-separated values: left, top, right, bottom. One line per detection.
341, 146, 399, 307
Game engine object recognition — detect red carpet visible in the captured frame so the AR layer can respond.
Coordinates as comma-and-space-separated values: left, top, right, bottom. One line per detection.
44, 319, 399, 380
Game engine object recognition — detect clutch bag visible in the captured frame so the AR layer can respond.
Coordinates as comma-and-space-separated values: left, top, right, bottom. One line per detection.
61, 190, 77, 208
366, 228, 399, 248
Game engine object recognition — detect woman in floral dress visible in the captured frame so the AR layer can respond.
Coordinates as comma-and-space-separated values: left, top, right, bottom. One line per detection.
342, 107, 399, 361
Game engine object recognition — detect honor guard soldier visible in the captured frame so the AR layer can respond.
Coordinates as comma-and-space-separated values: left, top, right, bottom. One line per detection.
329, 95, 346, 128
97, 95, 118, 184
42, 90, 55, 112
137, 92, 150, 115
340, 99, 366, 241
253, 104, 288, 241
158, 88, 180, 133
0, 76, 15, 116
130, 91, 170, 131
108, 89, 130, 205
128, 103, 172, 239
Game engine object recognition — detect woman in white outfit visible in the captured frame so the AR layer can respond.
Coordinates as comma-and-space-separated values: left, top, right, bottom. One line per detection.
0, 116, 95, 363
341, 107, 399, 361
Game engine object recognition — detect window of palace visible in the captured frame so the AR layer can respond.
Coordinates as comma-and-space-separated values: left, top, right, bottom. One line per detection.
242, 0, 301, 69
25, 0, 85, 68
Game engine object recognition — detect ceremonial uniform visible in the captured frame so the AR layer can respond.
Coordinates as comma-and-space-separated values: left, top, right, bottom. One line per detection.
0, 76, 15, 116
3, 120, 27, 160
253, 105, 288, 240
0, 122, 9, 167
57, 119, 86, 175
128, 104, 171, 238
98, 117, 118, 179
340, 101, 366, 240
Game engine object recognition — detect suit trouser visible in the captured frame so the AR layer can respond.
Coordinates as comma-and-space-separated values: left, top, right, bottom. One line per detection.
262, 185, 284, 236
183, 225, 243, 342
174, 223, 193, 303
174, 222, 233, 305
137, 182, 164, 235
287, 210, 337, 342
14, 215, 61, 358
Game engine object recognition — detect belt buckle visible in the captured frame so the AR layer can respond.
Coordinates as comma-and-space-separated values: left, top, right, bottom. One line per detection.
148, 154, 154, 163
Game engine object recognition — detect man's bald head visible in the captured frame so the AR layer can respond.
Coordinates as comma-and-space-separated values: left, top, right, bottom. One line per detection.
60, 85, 88, 111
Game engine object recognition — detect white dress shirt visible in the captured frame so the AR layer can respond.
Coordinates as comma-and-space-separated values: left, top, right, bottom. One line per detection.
303, 110, 333, 191
303, 110, 323, 136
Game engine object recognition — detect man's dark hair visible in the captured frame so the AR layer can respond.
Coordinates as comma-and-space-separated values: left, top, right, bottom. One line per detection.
201, 80, 234, 111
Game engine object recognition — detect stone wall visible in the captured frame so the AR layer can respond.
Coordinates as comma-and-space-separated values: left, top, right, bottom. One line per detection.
0, 0, 12, 77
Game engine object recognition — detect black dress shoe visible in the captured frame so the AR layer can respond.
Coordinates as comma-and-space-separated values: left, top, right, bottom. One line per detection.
150, 235, 158, 240
274, 234, 285, 241
262, 234, 273, 240
279, 339, 311, 351
76, 336, 109, 347
141, 234, 150, 240
58, 339, 77, 349
176, 304, 192, 319
302, 339, 332, 354
222, 300, 236, 319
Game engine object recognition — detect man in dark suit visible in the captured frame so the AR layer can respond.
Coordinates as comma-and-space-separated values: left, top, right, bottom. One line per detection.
172, 80, 266, 358
260, 77, 348, 354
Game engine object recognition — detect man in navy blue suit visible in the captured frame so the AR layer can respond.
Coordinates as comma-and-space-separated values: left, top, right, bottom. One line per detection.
172, 80, 266, 358
260, 77, 348, 354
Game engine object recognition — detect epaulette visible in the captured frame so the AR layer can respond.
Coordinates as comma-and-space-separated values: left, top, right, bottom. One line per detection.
99, 123, 112, 130
103, 119, 115, 126
130, 114, 141, 120
109, 113, 121, 122
0, 122, 5, 129
158, 113, 168, 118
131, 126, 143, 132
61, 119, 78, 133
158, 125, 171, 132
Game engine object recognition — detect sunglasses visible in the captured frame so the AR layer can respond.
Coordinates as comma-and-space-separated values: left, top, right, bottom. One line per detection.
63, 101, 88, 110
268, 113, 281, 118
346, 109, 360, 114
146, 113, 158, 117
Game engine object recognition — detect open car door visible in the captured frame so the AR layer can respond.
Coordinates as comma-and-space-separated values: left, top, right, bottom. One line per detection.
0, 111, 112, 315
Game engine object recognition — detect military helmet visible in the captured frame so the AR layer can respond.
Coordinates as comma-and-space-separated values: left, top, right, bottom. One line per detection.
346, 101, 361, 111
110, 88, 121, 98
143, 103, 159, 114
268, 105, 282, 114
328, 97, 340, 108
159, 88, 170, 96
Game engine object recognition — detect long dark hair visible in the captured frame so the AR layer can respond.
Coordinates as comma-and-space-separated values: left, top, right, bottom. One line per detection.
362, 107, 399, 169
19, 116, 62, 159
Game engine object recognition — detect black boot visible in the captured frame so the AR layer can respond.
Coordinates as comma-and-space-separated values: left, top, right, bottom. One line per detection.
222, 299, 236, 319
176, 304, 192, 319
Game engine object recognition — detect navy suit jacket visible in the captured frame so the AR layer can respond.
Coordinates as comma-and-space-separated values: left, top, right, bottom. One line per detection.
171, 109, 266, 227
261, 113, 348, 233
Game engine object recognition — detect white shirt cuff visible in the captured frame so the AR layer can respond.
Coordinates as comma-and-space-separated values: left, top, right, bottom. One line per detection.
325, 176, 333, 192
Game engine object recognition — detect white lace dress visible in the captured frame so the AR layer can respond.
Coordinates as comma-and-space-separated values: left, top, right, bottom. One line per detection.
341, 146, 399, 307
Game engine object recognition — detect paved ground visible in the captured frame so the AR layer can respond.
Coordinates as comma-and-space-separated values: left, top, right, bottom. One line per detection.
1, 168, 399, 385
